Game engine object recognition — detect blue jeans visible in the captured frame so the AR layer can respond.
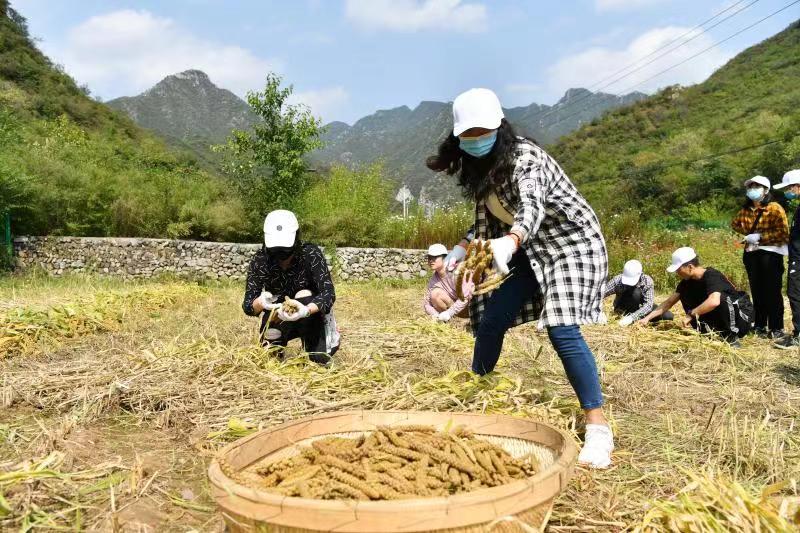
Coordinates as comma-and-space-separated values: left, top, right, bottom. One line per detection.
472, 253, 604, 410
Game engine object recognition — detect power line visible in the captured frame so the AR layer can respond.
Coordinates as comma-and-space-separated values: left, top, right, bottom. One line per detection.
542, 0, 800, 133
616, 0, 800, 96
584, 0, 755, 91
536, 0, 760, 125
621, 133, 799, 179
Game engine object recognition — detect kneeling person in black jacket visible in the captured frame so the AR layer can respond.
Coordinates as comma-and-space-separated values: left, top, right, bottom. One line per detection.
242, 210, 339, 364
640, 247, 752, 344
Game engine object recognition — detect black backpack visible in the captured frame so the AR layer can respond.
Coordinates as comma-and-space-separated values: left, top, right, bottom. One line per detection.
731, 290, 754, 333
717, 270, 754, 334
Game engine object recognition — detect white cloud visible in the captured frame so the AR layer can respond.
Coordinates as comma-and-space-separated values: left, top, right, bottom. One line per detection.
46, 9, 280, 99
288, 86, 349, 121
345, 0, 487, 32
595, 0, 667, 12
546, 26, 733, 100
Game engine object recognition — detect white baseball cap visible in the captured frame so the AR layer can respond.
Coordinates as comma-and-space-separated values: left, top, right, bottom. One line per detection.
452, 88, 504, 137
744, 175, 771, 190
773, 169, 800, 190
427, 243, 448, 257
263, 210, 299, 248
666, 247, 697, 273
620, 260, 643, 286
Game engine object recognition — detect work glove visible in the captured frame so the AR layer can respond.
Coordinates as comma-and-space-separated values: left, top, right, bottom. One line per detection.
488, 236, 517, 276
460, 278, 476, 301
443, 245, 467, 272
256, 291, 279, 310
436, 310, 453, 322
278, 299, 310, 322
619, 315, 634, 327
745, 233, 761, 244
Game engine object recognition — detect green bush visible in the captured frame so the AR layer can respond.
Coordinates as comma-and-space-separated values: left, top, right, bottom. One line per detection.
297, 164, 393, 247
382, 203, 474, 249
1, 113, 249, 241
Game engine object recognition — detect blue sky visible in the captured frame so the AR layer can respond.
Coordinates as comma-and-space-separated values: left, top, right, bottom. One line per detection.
11, 0, 800, 124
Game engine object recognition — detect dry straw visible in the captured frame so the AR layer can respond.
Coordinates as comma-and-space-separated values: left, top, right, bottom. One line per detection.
1, 278, 799, 530
0, 284, 205, 358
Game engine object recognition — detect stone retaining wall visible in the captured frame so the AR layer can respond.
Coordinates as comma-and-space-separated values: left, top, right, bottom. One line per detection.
12, 236, 429, 281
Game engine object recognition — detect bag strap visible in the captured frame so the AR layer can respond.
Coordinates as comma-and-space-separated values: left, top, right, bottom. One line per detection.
486, 192, 516, 226
748, 207, 765, 235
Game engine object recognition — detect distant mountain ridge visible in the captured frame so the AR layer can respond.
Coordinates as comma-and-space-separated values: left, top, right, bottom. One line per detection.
310, 88, 646, 200
108, 70, 645, 200
107, 70, 257, 164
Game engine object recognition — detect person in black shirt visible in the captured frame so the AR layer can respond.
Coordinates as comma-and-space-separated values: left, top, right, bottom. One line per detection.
773, 169, 800, 349
640, 247, 752, 344
242, 210, 339, 364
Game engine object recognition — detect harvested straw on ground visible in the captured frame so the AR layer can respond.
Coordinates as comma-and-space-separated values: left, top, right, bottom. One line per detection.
0, 284, 204, 358
636, 470, 799, 532
1, 278, 798, 531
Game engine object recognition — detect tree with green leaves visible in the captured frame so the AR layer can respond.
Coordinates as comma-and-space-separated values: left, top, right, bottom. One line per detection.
217, 73, 324, 224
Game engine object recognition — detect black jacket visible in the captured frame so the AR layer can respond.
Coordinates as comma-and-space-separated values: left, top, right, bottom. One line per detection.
242, 243, 335, 316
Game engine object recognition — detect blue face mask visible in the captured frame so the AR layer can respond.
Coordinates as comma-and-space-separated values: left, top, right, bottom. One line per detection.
459, 131, 497, 158
746, 188, 765, 201
785, 191, 798, 200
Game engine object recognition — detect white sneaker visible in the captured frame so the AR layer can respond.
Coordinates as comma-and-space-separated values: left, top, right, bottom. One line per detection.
577, 424, 614, 469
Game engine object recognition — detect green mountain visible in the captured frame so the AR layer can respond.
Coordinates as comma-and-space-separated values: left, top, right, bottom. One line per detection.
107, 70, 257, 168
109, 69, 643, 203
550, 20, 800, 223
310, 89, 645, 202
0, 2, 247, 241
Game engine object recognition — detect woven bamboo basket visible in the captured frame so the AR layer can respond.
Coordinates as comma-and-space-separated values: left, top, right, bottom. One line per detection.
208, 410, 578, 532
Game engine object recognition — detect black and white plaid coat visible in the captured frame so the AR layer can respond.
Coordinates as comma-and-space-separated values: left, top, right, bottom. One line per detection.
467, 139, 608, 331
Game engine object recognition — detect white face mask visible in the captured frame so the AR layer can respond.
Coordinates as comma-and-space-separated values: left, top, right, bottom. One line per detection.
746, 187, 765, 201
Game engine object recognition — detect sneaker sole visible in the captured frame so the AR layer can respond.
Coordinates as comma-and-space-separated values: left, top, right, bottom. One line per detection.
773, 343, 798, 350
577, 459, 612, 470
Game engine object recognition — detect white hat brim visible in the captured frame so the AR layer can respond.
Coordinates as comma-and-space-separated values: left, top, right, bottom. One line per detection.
620, 274, 640, 286
453, 116, 502, 137
265, 231, 296, 248
744, 179, 770, 189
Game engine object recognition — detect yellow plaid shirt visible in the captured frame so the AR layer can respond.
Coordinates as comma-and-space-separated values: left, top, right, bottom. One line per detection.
731, 202, 789, 246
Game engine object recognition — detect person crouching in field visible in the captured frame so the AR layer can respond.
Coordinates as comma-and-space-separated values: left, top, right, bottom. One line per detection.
242, 210, 339, 364
730, 176, 788, 340
423, 243, 470, 322
427, 88, 613, 469
604, 259, 673, 326
773, 169, 800, 349
640, 247, 752, 346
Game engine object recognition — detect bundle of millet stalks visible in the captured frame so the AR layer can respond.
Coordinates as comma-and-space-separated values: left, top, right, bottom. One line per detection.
455, 240, 507, 299
267, 297, 301, 324
221, 425, 540, 500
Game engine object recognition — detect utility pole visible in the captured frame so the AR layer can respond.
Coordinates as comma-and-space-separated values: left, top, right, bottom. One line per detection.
395, 185, 413, 219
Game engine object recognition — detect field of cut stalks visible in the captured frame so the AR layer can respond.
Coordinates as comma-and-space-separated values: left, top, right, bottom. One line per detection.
1, 273, 799, 531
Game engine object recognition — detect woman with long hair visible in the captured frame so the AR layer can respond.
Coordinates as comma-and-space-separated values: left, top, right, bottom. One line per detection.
428, 88, 613, 468
731, 176, 789, 338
